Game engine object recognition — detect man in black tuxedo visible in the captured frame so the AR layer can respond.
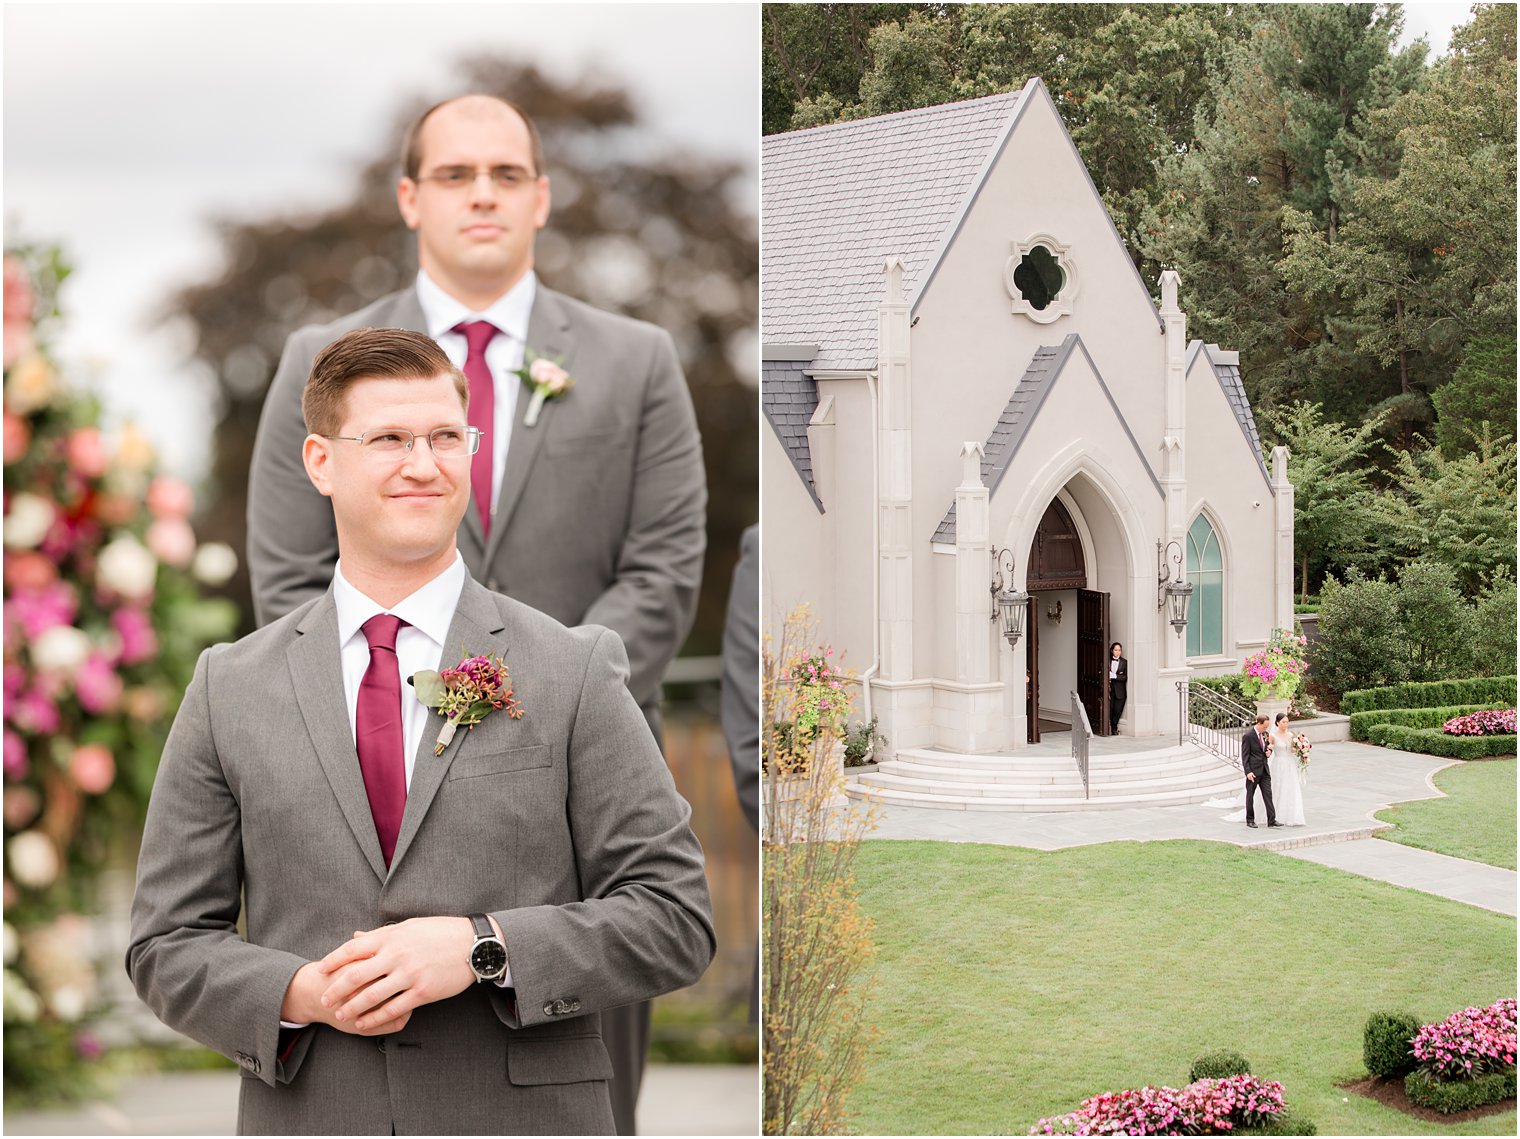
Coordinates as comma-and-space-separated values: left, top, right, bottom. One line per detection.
1107, 642, 1127, 734
1241, 713, 1280, 829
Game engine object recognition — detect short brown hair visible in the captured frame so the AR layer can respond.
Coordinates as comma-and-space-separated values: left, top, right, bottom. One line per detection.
401, 94, 545, 179
1254, 713, 1270, 726
302, 328, 467, 436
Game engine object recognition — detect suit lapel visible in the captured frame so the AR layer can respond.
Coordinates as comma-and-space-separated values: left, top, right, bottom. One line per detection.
388, 578, 509, 872
287, 592, 389, 883
486, 288, 578, 566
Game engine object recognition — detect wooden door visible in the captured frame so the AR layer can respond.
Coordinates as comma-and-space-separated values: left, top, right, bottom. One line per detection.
1026, 594, 1040, 744
1077, 588, 1110, 736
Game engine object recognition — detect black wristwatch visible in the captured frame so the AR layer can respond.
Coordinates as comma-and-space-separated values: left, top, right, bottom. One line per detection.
467, 913, 508, 983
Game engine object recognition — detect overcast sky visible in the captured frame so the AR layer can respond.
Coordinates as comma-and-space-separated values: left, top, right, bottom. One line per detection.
4, 2, 760, 478
4, 2, 1468, 481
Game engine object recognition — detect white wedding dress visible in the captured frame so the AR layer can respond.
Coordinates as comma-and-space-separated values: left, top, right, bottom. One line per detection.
1268, 725, 1306, 825
1211, 727, 1307, 825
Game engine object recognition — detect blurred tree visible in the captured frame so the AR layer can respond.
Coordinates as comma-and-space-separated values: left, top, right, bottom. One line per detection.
762, 3, 922, 135
167, 58, 758, 652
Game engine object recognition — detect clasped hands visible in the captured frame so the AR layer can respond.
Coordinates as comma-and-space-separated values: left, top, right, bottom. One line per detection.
280, 915, 494, 1037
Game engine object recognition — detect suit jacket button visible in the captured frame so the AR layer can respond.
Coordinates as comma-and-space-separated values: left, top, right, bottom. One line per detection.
543, 1002, 555, 1017
570, 1000, 581, 1013
377, 1039, 386, 1054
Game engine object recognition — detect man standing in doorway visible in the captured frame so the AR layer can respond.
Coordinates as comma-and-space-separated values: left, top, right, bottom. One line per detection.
246, 93, 707, 1133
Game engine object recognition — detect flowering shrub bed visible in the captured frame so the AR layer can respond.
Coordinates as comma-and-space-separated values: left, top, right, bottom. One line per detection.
1241, 628, 1309, 703
1410, 998, 1516, 1081
1443, 709, 1517, 737
3, 248, 238, 1104
765, 644, 853, 776
1030, 1073, 1287, 1135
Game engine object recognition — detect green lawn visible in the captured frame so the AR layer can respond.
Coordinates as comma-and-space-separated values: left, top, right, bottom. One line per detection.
848, 840, 1515, 1136
1375, 758, 1517, 870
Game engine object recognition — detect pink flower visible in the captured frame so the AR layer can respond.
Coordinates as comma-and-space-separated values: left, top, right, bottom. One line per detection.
145, 475, 194, 520
68, 744, 115, 795
111, 607, 158, 666
74, 653, 124, 714
6, 581, 79, 640
8, 688, 59, 735
65, 427, 110, 478
527, 357, 571, 394
3, 784, 39, 828
2, 257, 36, 369
2, 412, 30, 466
145, 517, 196, 568
4, 551, 57, 592
3, 730, 27, 781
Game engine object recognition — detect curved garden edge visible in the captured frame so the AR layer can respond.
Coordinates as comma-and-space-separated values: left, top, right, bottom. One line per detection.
1339, 1075, 1516, 1124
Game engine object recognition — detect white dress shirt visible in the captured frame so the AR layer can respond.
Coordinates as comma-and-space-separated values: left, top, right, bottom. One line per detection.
282, 555, 502, 1027
415, 269, 535, 518
333, 553, 466, 784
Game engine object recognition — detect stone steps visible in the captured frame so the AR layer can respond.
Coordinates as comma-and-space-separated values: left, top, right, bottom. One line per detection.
845, 742, 1240, 812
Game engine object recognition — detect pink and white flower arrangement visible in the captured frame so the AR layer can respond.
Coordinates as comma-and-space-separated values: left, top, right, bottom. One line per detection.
1240, 628, 1309, 703
1410, 998, 1517, 1080
1290, 731, 1312, 768
1442, 709, 1516, 737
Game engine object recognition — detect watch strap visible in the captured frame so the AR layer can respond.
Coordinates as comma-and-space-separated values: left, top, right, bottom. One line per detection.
468, 913, 495, 940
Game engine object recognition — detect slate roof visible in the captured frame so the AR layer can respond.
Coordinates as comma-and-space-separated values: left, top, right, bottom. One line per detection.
1189, 342, 1272, 490
762, 358, 824, 512
762, 91, 1023, 372
934, 335, 1164, 544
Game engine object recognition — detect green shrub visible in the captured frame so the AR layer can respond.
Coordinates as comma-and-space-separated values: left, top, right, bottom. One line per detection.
1363, 1011, 1422, 1078
1366, 723, 1518, 759
1341, 676, 1518, 715
1404, 1066, 1517, 1113
1190, 1049, 1252, 1081
1244, 1108, 1319, 1135
1348, 703, 1510, 742
1474, 575, 1518, 677
1396, 561, 1478, 681
843, 716, 886, 766
1311, 572, 1407, 700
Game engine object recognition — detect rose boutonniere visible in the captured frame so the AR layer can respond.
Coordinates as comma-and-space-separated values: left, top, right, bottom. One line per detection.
410, 651, 524, 755
514, 351, 573, 427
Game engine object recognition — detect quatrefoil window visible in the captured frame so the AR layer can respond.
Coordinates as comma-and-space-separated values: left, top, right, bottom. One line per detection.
1005, 235, 1078, 324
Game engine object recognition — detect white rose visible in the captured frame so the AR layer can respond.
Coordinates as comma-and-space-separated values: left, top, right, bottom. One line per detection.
2, 922, 16, 965
29, 625, 91, 673
96, 534, 158, 600
7, 831, 59, 890
3, 970, 41, 1022
191, 541, 239, 587
3, 492, 55, 550
48, 983, 86, 1022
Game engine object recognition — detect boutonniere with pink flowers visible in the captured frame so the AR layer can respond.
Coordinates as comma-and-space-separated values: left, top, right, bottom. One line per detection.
514, 350, 573, 428
410, 651, 524, 755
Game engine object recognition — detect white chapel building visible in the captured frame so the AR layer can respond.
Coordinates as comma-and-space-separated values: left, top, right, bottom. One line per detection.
762, 78, 1295, 759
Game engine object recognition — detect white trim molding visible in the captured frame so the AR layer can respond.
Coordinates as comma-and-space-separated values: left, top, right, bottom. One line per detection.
1006, 232, 1080, 324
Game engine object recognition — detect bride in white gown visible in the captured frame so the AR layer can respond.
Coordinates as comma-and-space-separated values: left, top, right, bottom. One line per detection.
1268, 712, 1307, 826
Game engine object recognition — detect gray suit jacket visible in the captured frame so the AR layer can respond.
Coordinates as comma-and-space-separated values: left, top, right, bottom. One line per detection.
719, 524, 758, 833
247, 284, 706, 719
126, 575, 714, 1135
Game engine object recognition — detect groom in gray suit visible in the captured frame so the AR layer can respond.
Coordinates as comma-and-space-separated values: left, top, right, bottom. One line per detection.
245, 93, 706, 1132
128, 329, 713, 1135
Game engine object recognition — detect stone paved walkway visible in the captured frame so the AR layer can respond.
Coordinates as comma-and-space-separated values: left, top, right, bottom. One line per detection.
854, 739, 1517, 915
1, 1063, 759, 1136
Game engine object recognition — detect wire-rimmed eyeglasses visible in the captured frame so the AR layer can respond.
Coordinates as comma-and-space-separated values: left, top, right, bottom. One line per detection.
322, 426, 482, 460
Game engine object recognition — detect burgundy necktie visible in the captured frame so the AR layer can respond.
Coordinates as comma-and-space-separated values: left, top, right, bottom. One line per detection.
356, 613, 409, 866
453, 320, 499, 533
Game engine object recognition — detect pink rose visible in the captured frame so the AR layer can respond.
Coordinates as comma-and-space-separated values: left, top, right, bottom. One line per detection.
3, 730, 27, 781
111, 608, 158, 666
2, 257, 36, 370
3, 413, 30, 466
2, 784, 39, 828
74, 653, 123, 715
68, 744, 115, 795
65, 428, 110, 479
145, 518, 196, 568
7, 581, 79, 640
9, 689, 60, 735
145, 475, 194, 520
528, 358, 570, 394
4, 551, 57, 592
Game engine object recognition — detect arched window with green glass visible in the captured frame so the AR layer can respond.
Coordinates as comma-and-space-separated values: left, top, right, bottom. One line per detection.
1187, 513, 1223, 657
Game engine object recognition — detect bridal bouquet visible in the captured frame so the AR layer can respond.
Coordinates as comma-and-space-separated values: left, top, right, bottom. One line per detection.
1290, 731, 1312, 769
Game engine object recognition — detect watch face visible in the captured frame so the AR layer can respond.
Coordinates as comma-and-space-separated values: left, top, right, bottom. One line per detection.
471, 940, 507, 978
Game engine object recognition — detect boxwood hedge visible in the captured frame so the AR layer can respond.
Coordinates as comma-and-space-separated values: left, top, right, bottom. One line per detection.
1404, 1066, 1517, 1113
1365, 723, 1518, 759
1348, 703, 1511, 742
1341, 676, 1516, 715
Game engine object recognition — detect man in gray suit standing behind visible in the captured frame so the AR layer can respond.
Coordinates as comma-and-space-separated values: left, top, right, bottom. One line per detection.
245, 93, 707, 1132
129, 328, 713, 1135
